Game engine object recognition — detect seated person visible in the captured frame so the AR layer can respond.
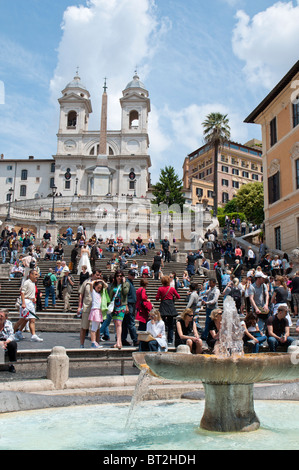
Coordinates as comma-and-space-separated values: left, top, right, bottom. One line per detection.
241, 311, 267, 353
44, 245, 54, 260
140, 262, 150, 278
139, 310, 167, 352
175, 308, 202, 354
53, 243, 64, 261
10, 261, 24, 279
206, 308, 222, 352
266, 305, 294, 352
0, 308, 17, 373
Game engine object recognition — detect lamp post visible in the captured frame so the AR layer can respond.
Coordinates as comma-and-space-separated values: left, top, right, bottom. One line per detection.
75, 177, 78, 196
5, 187, 14, 222
49, 185, 57, 224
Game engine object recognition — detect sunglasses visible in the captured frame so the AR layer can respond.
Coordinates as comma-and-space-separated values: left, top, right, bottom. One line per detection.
186, 314, 194, 317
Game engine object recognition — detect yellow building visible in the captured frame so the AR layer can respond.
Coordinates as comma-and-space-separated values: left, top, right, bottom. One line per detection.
245, 60, 299, 253
183, 140, 262, 207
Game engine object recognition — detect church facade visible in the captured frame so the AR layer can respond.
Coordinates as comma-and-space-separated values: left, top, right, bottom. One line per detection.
0, 73, 152, 204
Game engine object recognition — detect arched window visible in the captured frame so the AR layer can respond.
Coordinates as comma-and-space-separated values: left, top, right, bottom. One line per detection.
67, 111, 77, 128
129, 110, 139, 129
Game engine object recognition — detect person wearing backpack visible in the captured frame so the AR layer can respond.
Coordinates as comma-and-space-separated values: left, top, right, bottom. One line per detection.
43, 268, 57, 310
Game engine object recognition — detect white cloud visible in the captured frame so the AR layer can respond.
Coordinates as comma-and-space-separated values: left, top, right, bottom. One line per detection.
166, 103, 249, 151
232, 1, 299, 89
50, 0, 169, 131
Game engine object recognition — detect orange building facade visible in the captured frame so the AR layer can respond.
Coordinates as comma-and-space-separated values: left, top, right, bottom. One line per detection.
245, 61, 299, 253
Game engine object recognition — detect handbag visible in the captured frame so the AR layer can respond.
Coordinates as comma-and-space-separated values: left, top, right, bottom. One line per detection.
107, 285, 121, 314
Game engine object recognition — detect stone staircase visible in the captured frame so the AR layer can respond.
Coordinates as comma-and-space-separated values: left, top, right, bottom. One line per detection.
2, 243, 298, 337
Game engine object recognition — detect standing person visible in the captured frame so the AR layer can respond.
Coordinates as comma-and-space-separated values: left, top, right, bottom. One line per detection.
122, 270, 139, 347
70, 244, 79, 274
77, 269, 102, 348
201, 278, 220, 341
88, 280, 108, 349
290, 271, 299, 318
136, 279, 153, 332
248, 272, 269, 333
108, 270, 130, 350
90, 242, 99, 272
14, 269, 43, 342
186, 283, 200, 313
43, 268, 57, 311
76, 223, 84, 242
61, 268, 75, 313
206, 309, 222, 353
215, 261, 223, 292
175, 308, 202, 354
152, 252, 163, 280
206, 239, 215, 261
77, 244, 92, 276
161, 236, 171, 263
0, 308, 18, 373
186, 251, 199, 279
247, 246, 255, 269
66, 226, 73, 245
156, 276, 181, 345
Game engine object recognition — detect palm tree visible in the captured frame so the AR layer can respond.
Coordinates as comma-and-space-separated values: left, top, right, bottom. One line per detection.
202, 113, 231, 216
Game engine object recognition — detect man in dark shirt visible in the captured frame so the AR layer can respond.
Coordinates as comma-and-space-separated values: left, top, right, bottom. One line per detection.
290, 271, 299, 318
266, 305, 294, 352
161, 237, 170, 263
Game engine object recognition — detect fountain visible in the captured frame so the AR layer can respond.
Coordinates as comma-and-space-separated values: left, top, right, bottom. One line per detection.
133, 296, 299, 433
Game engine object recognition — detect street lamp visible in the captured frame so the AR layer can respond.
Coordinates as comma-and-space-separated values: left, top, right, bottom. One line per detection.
75, 177, 78, 196
49, 185, 57, 224
5, 187, 14, 222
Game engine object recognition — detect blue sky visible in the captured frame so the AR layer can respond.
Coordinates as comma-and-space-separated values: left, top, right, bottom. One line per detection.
0, 0, 299, 183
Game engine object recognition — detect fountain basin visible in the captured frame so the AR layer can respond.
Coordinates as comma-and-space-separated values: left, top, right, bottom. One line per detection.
133, 352, 299, 433
138, 352, 299, 384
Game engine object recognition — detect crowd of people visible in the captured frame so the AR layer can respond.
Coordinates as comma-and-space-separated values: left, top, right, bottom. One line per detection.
0, 221, 298, 374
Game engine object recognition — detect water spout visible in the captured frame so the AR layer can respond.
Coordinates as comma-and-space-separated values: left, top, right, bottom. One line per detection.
215, 296, 244, 358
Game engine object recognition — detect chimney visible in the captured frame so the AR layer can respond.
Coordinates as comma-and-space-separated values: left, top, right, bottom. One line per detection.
29, 156, 34, 160
0, 154, 4, 159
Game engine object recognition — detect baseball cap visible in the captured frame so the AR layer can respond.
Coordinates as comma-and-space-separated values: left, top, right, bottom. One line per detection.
255, 272, 267, 279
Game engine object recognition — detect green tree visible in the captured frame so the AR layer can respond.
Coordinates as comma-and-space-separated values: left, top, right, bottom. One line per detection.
202, 112, 231, 216
232, 182, 264, 224
151, 165, 186, 210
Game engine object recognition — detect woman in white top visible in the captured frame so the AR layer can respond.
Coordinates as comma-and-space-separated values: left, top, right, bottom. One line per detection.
139, 310, 168, 352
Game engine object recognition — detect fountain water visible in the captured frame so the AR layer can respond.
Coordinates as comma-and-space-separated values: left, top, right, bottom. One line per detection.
133, 296, 299, 433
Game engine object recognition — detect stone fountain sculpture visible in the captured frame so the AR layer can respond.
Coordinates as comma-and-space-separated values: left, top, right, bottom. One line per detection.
133, 296, 299, 433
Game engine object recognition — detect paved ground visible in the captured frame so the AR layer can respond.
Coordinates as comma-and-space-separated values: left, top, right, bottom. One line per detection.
14, 331, 120, 350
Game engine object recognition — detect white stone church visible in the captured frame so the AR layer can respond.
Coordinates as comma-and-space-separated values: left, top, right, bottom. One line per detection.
0, 72, 152, 204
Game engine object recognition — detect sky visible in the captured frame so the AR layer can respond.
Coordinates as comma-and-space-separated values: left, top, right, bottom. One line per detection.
0, 0, 299, 184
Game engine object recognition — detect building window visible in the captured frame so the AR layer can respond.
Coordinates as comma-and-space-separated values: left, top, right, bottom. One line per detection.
268, 171, 280, 204
252, 174, 259, 181
222, 179, 229, 187
196, 188, 203, 198
232, 181, 239, 189
65, 180, 71, 190
51, 162, 55, 173
221, 166, 229, 173
129, 110, 139, 129
21, 169, 28, 181
293, 97, 299, 128
242, 171, 249, 178
232, 169, 239, 176
270, 117, 277, 146
7, 165, 13, 171
222, 192, 229, 204
20, 185, 27, 197
206, 168, 212, 175
296, 159, 299, 190
50, 177, 55, 189
275, 226, 281, 251
6, 178, 13, 184
67, 111, 77, 128
207, 190, 214, 198
129, 180, 135, 190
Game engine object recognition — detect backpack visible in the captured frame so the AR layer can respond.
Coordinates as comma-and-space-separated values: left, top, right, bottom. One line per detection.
143, 267, 149, 275
230, 287, 241, 309
43, 274, 52, 287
